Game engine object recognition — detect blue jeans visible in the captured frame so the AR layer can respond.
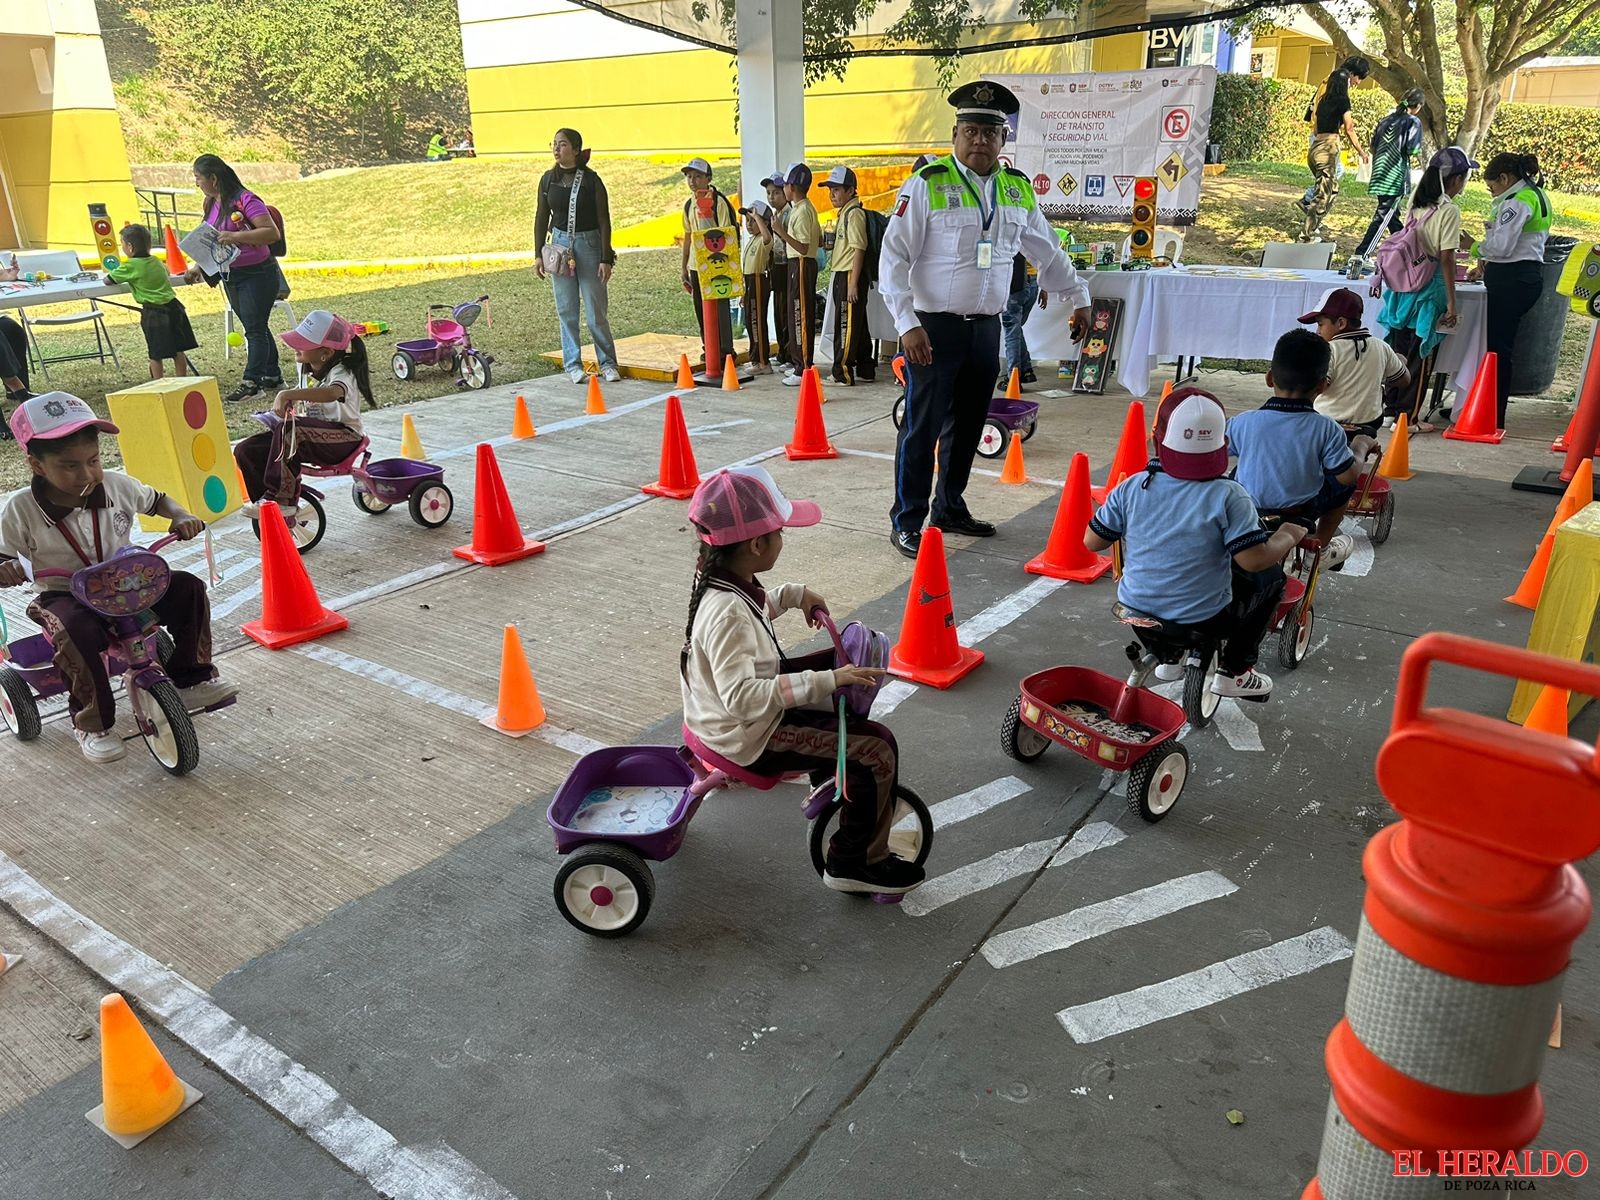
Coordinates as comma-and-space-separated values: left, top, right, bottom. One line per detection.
550, 229, 618, 372
223, 260, 282, 384
1000, 279, 1038, 374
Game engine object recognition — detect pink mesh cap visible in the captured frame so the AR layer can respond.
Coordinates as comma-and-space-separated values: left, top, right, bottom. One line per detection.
688, 465, 822, 546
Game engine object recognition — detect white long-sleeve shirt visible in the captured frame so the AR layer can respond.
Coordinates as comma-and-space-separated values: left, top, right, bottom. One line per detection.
878, 157, 1089, 336
1475, 180, 1549, 265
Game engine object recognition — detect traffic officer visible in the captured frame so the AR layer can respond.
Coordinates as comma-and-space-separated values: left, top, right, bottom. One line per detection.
880, 80, 1091, 559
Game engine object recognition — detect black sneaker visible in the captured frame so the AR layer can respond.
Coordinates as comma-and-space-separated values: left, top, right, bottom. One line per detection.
224, 380, 262, 404
257, 378, 286, 390
824, 853, 925, 895
1020, 368, 1037, 384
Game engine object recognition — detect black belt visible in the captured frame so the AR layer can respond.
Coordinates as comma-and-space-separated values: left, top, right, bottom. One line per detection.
917, 310, 1000, 323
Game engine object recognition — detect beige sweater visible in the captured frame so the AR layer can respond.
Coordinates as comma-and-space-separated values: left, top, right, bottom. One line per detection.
681, 578, 840, 766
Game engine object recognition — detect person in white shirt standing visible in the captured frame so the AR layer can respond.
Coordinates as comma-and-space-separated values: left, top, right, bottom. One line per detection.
879, 80, 1091, 560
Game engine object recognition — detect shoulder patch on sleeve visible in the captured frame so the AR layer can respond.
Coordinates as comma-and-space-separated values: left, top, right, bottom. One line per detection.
918, 163, 945, 180
1001, 164, 1028, 178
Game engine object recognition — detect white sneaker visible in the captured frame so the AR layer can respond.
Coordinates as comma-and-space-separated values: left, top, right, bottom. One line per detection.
1153, 663, 1185, 682
1324, 533, 1355, 571
178, 677, 238, 710
1211, 668, 1274, 700
75, 728, 126, 763
601, 365, 622, 383
781, 372, 803, 387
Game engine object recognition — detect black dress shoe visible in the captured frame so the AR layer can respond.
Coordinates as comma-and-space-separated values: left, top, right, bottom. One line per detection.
933, 514, 996, 537
891, 529, 922, 559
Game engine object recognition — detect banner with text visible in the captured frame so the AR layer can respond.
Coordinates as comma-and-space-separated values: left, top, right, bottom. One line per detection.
992, 67, 1216, 226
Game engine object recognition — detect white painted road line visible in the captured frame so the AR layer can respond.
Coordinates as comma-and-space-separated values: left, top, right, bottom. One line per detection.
959, 576, 1064, 647
981, 870, 1238, 969
924, 776, 1033, 831
1054, 926, 1356, 1044
903, 820, 1129, 918
0, 853, 520, 1200
837, 446, 1064, 489
1046, 820, 1128, 869
870, 679, 918, 717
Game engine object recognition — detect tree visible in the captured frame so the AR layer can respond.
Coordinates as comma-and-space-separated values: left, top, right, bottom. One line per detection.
1565, 11, 1600, 52
1300, 0, 1600, 154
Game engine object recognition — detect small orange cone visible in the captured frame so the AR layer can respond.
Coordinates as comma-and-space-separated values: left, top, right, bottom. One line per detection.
786, 368, 837, 461
1027, 452, 1113, 583
1522, 685, 1570, 735
400, 414, 426, 461
1092, 401, 1149, 503
1443, 352, 1505, 444
815, 368, 830, 406
512, 394, 536, 439
722, 354, 741, 391
162, 224, 187, 275
87, 994, 200, 1146
453, 444, 547, 565
642, 394, 702, 498
241, 507, 350, 648
889, 526, 984, 689
1005, 368, 1021, 400
1546, 458, 1592, 534
1378, 414, 1414, 480
482, 624, 547, 736
998, 435, 1027, 484
585, 375, 607, 415
676, 354, 696, 390
1505, 531, 1554, 609
1160, 379, 1174, 402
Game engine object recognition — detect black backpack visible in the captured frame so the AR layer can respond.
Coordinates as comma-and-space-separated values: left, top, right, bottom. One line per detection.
860, 206, 890, 285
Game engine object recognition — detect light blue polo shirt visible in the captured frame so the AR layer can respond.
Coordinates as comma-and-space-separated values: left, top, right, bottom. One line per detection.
1227, 399, 1355, 510
1090, 468, 1270, 624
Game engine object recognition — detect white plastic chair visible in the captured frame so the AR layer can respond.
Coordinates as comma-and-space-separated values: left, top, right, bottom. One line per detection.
222, 296, 297, 360
13, 250, 121, 380
1120, 229, 1186, 263
1260, 242, 1336, 270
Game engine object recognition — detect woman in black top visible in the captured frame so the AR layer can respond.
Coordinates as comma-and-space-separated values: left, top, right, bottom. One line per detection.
1300, 57, 1370, 243
535, 129, 620, 383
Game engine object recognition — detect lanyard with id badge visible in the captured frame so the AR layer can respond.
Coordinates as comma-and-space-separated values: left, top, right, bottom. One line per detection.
956, 169, 997, 270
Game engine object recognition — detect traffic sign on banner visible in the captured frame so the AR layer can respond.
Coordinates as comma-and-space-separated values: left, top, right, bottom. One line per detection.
1161, 106, 1192, 140
1113, 176, 1136, 197
1057, 172, 1078, 196
1158, 151, 1190, 189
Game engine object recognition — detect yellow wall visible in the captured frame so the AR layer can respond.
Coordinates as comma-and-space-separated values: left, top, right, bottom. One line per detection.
1250, 31, 1337, 85
1502, 64, 1600, 108
1090, 33, 1148, 72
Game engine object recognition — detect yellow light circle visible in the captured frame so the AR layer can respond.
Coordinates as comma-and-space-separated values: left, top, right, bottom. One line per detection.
191, 432, 216, 471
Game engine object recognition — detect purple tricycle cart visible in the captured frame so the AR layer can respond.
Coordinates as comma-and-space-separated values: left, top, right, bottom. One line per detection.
890, 354, 1039, 459
545, 611, 933, 937
391, 294, 494, 390
0, 535, 236, 776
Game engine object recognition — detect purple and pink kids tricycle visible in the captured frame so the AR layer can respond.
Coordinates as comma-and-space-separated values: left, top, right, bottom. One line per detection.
0, 535, 236, 776
890, 353, 1040, 459
390, 294, 494, 390
545, 611, 934, 937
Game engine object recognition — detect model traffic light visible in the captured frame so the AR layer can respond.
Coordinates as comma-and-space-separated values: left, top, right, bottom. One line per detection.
89, 203, 119, 271
1129, 178, 1157, 260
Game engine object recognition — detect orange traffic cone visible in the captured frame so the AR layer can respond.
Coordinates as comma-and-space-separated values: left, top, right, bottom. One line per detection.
786, 369, 837, 461
585, 375, 607, 415
400, 414, 426, 460
998, 435, 1027, 484
888, 526, 984, 689
1505, 531, 1554, 609
1092, 401, 1148, 503
1027, 452, 1113, 583
1546, 458, 1593, 535
1442, 352, 1505, 444
676, 354, 696, 390
241, 507, 349, 648
1005, 368, 1021, 400
453, 443, 547, 565
892, 354, 907, 387
1552, 406, 1578, 453
0, 950, 14, 976
642, 394, 702, 499
722, 354, 741, 391
162, 224, 187, 275
1522, 685, 1570, 736
814, 367, 830, 406
1378, 414, 1414, 480
512, 394, 536, 439
87, 995, 200, 1146
1160, 379, 1174, 402
482, 624, 547, 736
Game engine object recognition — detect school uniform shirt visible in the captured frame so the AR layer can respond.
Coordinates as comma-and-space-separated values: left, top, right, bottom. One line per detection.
741, 231, 771, 276
768, 205, 790, 264
1089, 469, 1270, 625
105, 255, 177, 306
786, 199, 822, 260
1227, 399, 1356, 510
681, 575, 841, 766
300, 361, 365, 434
682, 188, 739, 237
828, 199, 867, 278
0, 473, 162, 594
1315, 330, 1409, 424
1411, 200, 1463, 258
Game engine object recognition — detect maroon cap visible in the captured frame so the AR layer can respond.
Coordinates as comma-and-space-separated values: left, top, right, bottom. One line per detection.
1298, 287, 1365, 325
1153, 387, 1230, 481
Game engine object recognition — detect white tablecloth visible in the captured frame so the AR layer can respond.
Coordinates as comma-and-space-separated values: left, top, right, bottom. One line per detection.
815, 283, 899, 363
0, 273, 190, 313
1025, 266, 1488, 400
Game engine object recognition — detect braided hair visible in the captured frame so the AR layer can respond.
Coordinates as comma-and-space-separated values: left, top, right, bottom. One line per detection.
681, 529, 737, 678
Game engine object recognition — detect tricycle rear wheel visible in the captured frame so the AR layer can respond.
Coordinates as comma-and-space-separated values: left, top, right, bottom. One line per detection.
353, 483, 392, 515
977, 419, 1008, 459
1126, 742, 1189, 822
892, 395, 906, 429
1000, 695, 1050, 762
409, 482, 454, 528
1021, 421, 1037, 443
1183, 655, 1221, 729
808, 783, 933, 879
554, 845, 655, 938
0, 667, 41, 741
391, 350, 416, 381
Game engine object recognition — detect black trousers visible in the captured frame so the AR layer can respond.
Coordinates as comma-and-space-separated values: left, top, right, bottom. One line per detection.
742, 272, 769, 365
787, 257, 819, 372
689, 274, 736, 369
892, 311, 1000, 534
768, 260, 792, 364
0, 315, 29, 387
1139, 565, 1286, 677
1484, 260, 1543, 427
830, 271, 873, 384
1356, 195, 1405, 258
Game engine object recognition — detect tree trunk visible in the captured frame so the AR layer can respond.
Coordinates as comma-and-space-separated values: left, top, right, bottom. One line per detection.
1453, 80, 1503, 158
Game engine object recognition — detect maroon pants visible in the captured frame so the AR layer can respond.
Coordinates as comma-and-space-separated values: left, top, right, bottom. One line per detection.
234, 417, 363, 505
28, 571, 215, 733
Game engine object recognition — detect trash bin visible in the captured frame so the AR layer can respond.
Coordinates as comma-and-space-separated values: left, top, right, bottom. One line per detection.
1511, 235, 1578, 396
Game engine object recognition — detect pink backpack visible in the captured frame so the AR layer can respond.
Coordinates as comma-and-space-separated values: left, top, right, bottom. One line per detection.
1374, 209, 1437, 294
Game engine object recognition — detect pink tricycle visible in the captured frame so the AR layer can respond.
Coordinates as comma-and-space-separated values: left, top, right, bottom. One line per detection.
391, 294, 493, 390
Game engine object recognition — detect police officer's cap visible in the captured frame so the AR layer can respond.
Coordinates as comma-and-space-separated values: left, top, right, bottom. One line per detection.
949, 80, 1019, 127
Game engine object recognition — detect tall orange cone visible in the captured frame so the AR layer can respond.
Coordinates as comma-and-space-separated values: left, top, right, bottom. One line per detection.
241, 507, 350, 648
1027, 452, 1113, 583
1505, 531, 1554, 609
889, 526, 984, 688
161, 224, 187, 275
400, 413, 426, 460
722, 354, 741, 391
785, 368, 837, 460
642, 394, 702, 498
453, 443, 547, 565
87, 994, 200, 1147
1091, 401, 1148, 503
1377, 413, 1414, 480
998, 434, 1027, 484
1546, 458, 1592, 535
676, 353, 696, 390
481, 624, 547, 736
585, 375, 607, 415
1442, 352, 1506, 444
1005, 368, 1021, 400
512, 394, 536, 439
1522, 684, 1570, 736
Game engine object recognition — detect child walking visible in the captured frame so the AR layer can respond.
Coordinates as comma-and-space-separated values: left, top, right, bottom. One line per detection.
104, 224, 197, 380
680, 466, 924, 896
233, 311, 369, 517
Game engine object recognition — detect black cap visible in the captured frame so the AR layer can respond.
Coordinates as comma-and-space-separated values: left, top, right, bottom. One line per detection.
948, 80, 1019, 126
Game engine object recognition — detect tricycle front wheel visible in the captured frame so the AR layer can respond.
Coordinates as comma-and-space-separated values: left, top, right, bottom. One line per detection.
1126, 741, 1189, 822
1183, 655, 1221, 729
1278, 602, 1315, 670
1371, 493, 1394, 545
554, 845, 655, 938
461, 350, 492, 390
1000, 694, 1050, 762
808, 783, 932, 879
0, 666, 41, 741
892, 395, 906, 429
140, 681, 199, 776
